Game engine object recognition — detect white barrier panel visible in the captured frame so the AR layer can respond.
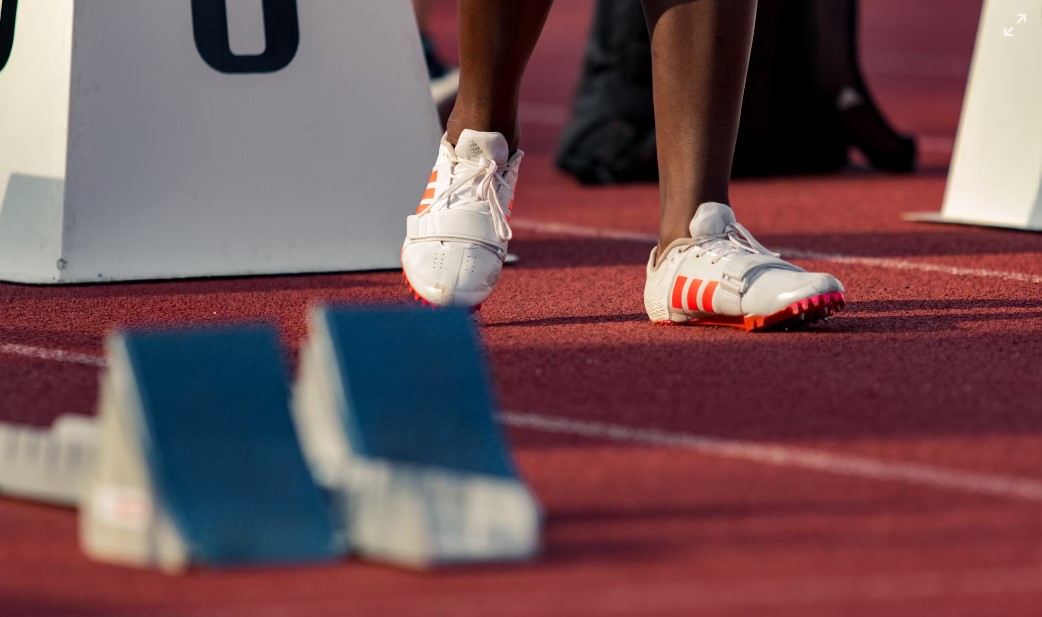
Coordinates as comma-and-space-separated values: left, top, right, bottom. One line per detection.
908, 0, 1041, 231
0, 0, 439, 283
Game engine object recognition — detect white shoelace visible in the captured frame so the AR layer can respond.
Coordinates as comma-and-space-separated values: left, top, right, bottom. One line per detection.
417, 150, 522, 244
691, 222, 780, 264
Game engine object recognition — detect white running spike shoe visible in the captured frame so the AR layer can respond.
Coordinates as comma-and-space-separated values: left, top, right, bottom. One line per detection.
402, 130, 522, 308
645, 202, 846, 331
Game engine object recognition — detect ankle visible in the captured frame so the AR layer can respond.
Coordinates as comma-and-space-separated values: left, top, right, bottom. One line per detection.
445, 109, 520, 150
654, 234, 692, 268
657, 226, 690, 260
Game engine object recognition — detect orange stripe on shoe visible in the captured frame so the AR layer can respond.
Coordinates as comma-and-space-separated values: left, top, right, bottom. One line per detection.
686, 278, 704, 312
428, 170, 438, 184
422, 187, 436, 200
671, 276, 688, 309
701, 281, 719, 314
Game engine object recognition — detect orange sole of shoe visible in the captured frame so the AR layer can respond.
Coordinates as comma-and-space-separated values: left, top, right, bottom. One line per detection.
655, 292, 846, 332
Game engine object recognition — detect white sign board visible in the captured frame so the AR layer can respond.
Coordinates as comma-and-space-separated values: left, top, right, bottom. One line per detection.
0, 0, 440, 283
909, 0, 1042, 231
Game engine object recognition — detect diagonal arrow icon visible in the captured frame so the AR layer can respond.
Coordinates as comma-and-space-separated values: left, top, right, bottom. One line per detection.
1003, 26, 1014, 36
1017, 13, 1027, 24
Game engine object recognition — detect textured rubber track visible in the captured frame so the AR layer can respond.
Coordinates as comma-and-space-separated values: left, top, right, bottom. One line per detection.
3, 2, 1042, 617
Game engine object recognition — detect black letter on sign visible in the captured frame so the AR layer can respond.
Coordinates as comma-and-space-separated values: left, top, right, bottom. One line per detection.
0, 0, 17, 74
192, 0, 299, 74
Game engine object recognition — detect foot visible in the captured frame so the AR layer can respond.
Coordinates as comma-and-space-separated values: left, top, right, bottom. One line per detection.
644, 203, 845, 331
402, 130, 522, 308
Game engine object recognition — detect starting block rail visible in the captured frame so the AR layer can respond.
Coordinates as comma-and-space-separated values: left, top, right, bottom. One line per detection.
0, 415, 96, 507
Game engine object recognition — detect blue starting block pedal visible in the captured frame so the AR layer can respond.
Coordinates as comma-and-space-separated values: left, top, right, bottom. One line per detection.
293, 306, 541, 567
81, 326, 344, 572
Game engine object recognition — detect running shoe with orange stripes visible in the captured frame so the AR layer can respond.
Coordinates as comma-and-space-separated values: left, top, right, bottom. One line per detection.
402, 130, 521, 308
644, 202, 846, 331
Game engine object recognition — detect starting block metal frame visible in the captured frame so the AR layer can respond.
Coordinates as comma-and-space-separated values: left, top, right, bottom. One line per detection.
907, 0, 1042, 231
0, 0, 439, 283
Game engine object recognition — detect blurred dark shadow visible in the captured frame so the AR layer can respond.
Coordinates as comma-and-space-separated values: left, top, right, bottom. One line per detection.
509, 228, 1042, 270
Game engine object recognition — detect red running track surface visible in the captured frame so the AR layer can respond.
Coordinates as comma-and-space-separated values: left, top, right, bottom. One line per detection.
2, 1, 1041, 615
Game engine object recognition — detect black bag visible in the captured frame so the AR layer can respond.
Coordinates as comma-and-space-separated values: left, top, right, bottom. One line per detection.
556, 0, 916, 184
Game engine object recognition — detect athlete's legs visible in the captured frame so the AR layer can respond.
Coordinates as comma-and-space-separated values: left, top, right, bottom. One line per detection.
445, 0, 556, 151
639, 1, 845, 330
402, 1, 553, 308
641, 0, 757, 256
407, 0, 844, 326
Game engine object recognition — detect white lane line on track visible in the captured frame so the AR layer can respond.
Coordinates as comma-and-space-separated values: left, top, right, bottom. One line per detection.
500, 412, 1042, 502
0, 344, 107, 367
5, 347, 1042, 503
511, 219, 1042, 285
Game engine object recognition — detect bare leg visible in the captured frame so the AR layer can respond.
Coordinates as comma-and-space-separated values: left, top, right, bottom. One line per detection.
446, 0, 556, 150
642, 0, 757, 255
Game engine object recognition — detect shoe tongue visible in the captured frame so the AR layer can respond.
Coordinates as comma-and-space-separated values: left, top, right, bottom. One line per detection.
688, 202, 737, 238
454, 129, 509, 166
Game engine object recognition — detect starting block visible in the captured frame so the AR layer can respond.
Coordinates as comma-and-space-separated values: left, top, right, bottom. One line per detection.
80, 326, 344, 572
907, 0, 1042, 230
293, 306, 541, 567
0, 0, 439, 283
0, 308, 539, 571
